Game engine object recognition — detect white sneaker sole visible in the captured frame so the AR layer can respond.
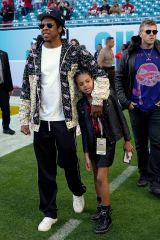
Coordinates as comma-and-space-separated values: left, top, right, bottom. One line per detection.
38, 218, 58, 232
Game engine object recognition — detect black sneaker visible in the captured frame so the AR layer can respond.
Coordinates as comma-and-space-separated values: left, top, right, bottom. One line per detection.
149, 179, 160, 197
90, 206, 101, 222
137, 174, 148, 187
95, 209, 112, 234
91, 206, 112, 222
3, 128, 15, 135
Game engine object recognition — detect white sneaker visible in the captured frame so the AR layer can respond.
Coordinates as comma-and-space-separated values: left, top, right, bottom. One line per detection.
38, 217, 58, 232
73, 195, 85, 213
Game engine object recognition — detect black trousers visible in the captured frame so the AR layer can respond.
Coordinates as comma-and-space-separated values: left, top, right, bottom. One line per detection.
129, 107, 160, 180
0, 85, 10, 129
103, 67, 115, 90
33, 120, 86, 218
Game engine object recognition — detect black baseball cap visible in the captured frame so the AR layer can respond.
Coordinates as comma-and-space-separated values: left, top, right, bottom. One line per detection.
38, 8, 65, 27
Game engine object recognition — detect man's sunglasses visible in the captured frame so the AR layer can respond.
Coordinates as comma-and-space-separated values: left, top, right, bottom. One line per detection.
145, 30, 158, 35
39, 23, 54, 29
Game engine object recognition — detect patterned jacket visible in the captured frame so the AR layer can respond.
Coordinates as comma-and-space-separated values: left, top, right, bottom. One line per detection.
19, 39, 110, 132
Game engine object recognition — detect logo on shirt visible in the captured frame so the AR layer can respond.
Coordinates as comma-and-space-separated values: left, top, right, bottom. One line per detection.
133, 63, 160, 105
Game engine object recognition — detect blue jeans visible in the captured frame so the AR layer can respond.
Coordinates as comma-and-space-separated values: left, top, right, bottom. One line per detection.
129, 107, 160, 180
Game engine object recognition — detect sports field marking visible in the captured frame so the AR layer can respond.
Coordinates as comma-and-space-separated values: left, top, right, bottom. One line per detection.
110, 166, 137, 193
48, 219, 82, 240
48, 166, 137, 240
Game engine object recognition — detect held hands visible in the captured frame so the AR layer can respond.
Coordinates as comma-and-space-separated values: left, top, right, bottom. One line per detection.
91, 105, 103, 118
84, 153, 91, 171
21, 125, 30, 135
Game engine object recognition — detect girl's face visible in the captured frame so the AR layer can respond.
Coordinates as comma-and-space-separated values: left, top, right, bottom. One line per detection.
76, 73, 94, 96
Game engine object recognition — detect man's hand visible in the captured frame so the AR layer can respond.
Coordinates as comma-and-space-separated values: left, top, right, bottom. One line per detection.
128, 102, 137, 110
91, 105, 103, 118
21, 125, 30, 135
155, 101, 160, 107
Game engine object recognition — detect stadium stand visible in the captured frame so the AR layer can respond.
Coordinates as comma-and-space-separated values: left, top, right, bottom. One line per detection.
0, 0, 160, 28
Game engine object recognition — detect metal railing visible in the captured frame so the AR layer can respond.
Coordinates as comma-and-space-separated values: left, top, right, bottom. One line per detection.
1, 15, 160, 30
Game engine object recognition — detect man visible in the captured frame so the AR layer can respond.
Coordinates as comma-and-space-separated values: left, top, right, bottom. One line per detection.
122, 0, 134, 14
0, 0, 14, 27
19, 8, 110, 231
88, 1, 100, 16
99, 0, 110, 15
109, 0, 121, 14
115, 20, 160, 196
94, 43, 102, 61
97, 36, 115, 90
0, 49, 15, 135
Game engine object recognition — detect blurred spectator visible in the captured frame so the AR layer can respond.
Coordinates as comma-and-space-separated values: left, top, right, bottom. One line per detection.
99, 0, 110, 15
0, 1, 14, 27
98, 36, 115, 89
19, 0, 32, 16
94, 43, 102, 60
25, 39, 37, 59
33, 0, 43, 10
109, 0, 121, 14
115, 43, 128, 60
0, 49, 15, 135
8, 0, 14, 8
18, 0, 25, 16
48, 0, 58, 8
70, 38, 80, 46
67, 0, 75, 8
122, 0, 134, 14
58, 0, 72, 20
88, 1, 100, 16
23, 0, 32, 15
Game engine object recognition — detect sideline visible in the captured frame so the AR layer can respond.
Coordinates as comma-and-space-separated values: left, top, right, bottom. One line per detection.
0, 114, 33, 157
48, 166, 137, 240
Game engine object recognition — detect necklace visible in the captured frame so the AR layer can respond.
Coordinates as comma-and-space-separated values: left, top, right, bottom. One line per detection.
142, 48, 153, 61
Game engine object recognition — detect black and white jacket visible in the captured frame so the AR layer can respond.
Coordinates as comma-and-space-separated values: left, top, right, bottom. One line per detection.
19, 39, 110, 131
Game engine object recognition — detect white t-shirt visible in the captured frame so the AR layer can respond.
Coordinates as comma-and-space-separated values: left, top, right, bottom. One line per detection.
39, 45, 65, 121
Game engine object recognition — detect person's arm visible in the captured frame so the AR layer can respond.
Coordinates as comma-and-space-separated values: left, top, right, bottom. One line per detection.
19, 53, 32, 135
77, 101, 91, 171
115, 50, 131, 109
97, 48, 104, 67
131, 4, 135, 12
77, 101, 89, 153
109, 92, 131, 141
84, 152, 91, 171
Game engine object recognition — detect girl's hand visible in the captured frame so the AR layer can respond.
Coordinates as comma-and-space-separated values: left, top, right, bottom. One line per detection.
124, 141, 134, 154
84, 153, 91, 171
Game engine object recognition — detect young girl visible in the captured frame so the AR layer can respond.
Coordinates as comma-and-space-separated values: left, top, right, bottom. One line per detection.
74, 69, 133, 234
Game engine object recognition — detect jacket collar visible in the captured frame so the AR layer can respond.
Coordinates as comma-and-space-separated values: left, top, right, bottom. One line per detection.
128, 35, 160, 54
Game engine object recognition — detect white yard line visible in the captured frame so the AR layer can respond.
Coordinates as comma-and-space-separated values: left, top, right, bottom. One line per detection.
48, 166, 137, 240
110, 166, 137, 193
48, 219, 82, 240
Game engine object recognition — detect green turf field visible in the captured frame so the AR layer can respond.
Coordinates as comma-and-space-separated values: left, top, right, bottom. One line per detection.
0, 112, 160, 240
